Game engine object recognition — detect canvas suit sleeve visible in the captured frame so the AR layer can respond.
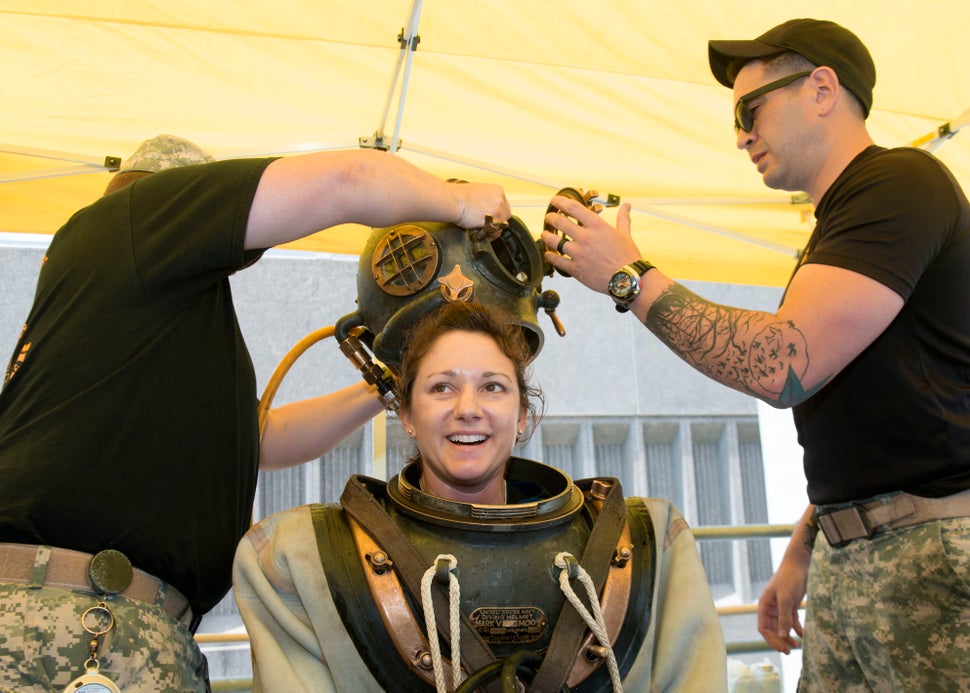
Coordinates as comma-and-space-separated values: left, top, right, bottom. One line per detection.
232, 506, 384, 692
624, 498, 728, 692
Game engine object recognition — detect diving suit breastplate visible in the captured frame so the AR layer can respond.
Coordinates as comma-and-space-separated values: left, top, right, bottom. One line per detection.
312, 458, 655, 692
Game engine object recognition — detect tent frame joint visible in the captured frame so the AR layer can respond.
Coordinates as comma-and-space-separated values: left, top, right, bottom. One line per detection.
358, 134, 402, 152
397, 28, 420, 51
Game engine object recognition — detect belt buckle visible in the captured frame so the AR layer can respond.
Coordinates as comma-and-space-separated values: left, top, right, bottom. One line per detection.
88, 550, 133, 596
816, 503, 873, 547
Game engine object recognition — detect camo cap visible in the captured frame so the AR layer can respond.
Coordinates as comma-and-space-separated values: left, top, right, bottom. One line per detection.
118, 134, 215, 174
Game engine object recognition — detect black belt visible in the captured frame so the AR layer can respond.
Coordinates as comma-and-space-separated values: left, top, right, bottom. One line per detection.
815, 489, 970, 548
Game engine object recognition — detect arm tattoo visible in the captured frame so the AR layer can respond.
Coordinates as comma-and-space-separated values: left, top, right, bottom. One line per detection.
802, 512, 819, 553
644, 283, 816, 406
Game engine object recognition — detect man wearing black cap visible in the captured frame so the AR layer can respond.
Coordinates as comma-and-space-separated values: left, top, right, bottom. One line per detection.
541, 18, 970, 691
0, 134, 511, 690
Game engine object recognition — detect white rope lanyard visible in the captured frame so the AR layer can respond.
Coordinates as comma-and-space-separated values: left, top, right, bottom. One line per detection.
421, 554, 462, 693
554, 551, 624, 692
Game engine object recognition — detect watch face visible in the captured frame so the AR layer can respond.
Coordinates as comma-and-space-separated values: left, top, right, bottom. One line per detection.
609, 271, 635, 298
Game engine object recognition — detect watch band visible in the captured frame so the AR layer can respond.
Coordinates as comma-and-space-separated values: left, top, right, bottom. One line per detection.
629, 260, 655, 277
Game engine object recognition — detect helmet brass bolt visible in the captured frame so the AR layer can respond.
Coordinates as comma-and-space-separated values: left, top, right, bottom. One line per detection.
613, 545, 633, 568
415, 650, 434, 670
367, 551, 392, 574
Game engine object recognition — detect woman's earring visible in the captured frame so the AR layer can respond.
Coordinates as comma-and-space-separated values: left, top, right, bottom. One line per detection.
407, 428, 414, 436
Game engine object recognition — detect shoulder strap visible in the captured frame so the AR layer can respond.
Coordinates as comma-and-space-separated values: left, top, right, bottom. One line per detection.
530, 477, 629, 692
339, 475, 498, 675
571, 497, 656, 692
312, 502, 439, 692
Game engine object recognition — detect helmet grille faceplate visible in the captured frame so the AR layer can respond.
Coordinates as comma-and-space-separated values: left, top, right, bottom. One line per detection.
371, 225, 441, 297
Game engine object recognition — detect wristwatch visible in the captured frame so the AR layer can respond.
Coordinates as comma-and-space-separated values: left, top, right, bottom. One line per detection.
608, 260, 655, 313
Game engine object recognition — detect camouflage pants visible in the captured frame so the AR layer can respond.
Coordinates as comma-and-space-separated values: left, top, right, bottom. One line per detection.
0, 583, 209, 692
799, 517, 970, 692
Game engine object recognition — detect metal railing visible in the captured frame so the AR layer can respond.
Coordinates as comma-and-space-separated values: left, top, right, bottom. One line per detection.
692, 523, 795, 540
694, 523, 802, 655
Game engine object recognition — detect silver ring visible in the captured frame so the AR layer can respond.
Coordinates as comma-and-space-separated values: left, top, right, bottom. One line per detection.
556, 236, 568, 254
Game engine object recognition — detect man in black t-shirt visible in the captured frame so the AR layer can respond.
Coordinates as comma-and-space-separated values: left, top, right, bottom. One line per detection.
0, 134, 511, 691
540, 19, 970, 691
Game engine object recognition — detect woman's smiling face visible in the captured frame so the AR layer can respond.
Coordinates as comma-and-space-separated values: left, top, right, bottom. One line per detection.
399, 329, 527, 504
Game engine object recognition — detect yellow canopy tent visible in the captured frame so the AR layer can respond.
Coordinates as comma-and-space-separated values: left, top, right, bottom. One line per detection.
2, 0, 967, 287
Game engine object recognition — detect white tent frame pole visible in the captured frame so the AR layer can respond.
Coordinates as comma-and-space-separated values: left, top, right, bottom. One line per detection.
628, 205, 801, 257
406, 142, 566, 189
0, 143, 110, 167
407, 102, 969, 259
0, 143, 119, 184
912, 107, 970, 152
390, 0, 423, 154
364, 0, 424, 153
407, 142, 804, 257
373, 34, 407, 146
511, 195, 811, 207
0, 166, 109, 184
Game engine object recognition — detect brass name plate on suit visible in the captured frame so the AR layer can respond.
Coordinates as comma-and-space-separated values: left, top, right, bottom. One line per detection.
470, 606, 547, 644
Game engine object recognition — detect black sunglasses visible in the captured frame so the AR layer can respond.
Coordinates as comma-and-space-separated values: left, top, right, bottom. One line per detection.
734, 71, 813, 133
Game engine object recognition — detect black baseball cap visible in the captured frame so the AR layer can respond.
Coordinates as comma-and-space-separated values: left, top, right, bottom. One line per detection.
708, 18, 876, 117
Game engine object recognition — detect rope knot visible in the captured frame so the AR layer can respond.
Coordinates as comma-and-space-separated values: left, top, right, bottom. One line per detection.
554, 551, 581, 580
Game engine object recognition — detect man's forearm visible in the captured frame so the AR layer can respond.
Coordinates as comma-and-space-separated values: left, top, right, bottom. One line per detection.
643, 282, 816, 407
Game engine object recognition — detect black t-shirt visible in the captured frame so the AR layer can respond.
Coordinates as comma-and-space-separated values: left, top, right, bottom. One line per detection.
0, 157, 274, 614
792, 146, 970, 504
